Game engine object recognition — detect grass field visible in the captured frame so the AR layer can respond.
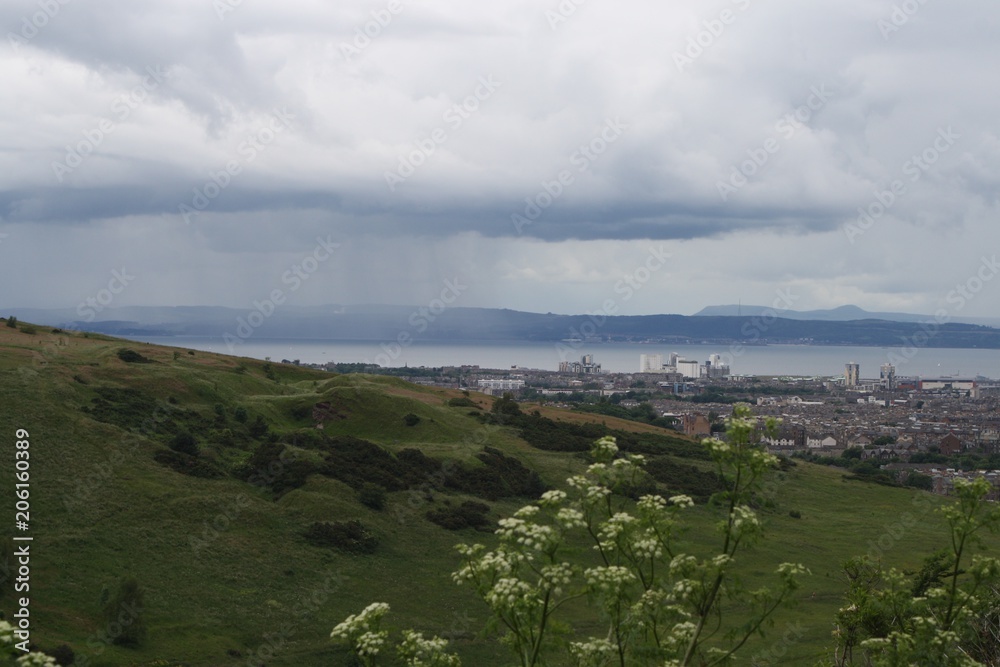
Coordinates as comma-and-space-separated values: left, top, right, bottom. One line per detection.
0, 322, 992, 665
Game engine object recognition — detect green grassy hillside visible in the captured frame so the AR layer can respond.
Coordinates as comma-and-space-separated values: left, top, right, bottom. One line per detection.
0, 322, 991, 665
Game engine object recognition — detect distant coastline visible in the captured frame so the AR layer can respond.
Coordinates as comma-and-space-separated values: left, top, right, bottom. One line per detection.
123, 336, 1000, 379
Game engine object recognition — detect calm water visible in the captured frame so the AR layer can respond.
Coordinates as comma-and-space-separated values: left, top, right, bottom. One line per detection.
127, 336, 1000, 379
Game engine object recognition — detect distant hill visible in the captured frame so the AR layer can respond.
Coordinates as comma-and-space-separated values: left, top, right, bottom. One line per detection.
5, 304, 1000, 349
694, 304, 1000, 327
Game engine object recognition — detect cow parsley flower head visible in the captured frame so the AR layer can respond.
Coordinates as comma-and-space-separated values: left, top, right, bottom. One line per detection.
669, 494, 695, 508
555, 507, 587, 530
356, 630, 388, 658
591, 436, 619, 461
16, 654, 58, 667
330, 602, 390, 641
538, 490, 567, 507
397, 630, 462, 667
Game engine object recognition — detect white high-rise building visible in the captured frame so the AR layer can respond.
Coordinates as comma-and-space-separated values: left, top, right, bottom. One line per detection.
668, 352, 680, 368
677, 360, 701, 379
639, 354, 663, 373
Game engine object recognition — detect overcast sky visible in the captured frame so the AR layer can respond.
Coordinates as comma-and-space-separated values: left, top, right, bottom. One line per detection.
2, 0, 999, 318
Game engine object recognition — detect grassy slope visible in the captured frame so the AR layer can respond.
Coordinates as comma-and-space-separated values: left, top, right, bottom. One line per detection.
0, 324, 992, 665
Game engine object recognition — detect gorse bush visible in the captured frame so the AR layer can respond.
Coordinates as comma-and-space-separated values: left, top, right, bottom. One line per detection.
305, 520, 379, 554
116, 348, 151, 364
427, 501, 493, 531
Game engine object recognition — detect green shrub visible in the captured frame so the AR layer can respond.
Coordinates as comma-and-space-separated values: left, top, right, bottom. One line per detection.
789, 509, 802, 519
49, 644, 74, 665
427, 501, 493, 531
116, 348, 151, 364
358, 483, 388, 511
153, 450, 224, 479
103, 578, 147, 647
403, 413, 421, 426
169, 431, 199, 457
304, 520, 378, 553
448, 397, 478, 408
248, 415, 270, 439
236, 442, 316, 496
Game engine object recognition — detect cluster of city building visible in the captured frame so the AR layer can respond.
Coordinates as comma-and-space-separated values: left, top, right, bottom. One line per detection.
285, 354, 1000, 499
639, 352, 731, 379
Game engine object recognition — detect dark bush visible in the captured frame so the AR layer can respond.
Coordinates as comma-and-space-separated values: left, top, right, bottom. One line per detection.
644, 457, 723, 504
403, 413, 421, 426
905, 472, 934, 491
49, 644, 75, 665
103, 578, 147, 647
153, 450, 224, 479
396, 448, 443, 476
789, 509, 802, 519
234, 407, 248, 423
322, 437, 417, 491
248, 415, 270, 438
427, 501, 493, 531
116, 348, 151, 364
169, 431, 199, 457
82, 388, 159, 431
446, 447, 547, 501
236, 442, 317, 496
289, 402, 313, 420
358, 483, 387, 510
304, 520, 378, 553
448, 397, 478, 408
